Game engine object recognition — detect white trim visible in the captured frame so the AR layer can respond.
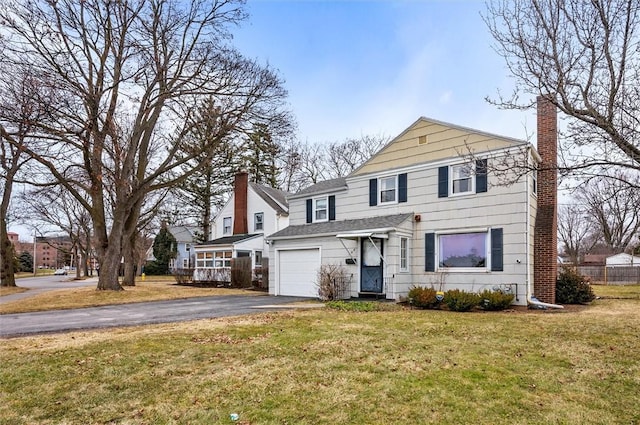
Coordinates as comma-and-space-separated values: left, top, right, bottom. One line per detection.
434, 228, 491, 272
378, 175, 398, 205
449, 162, 475, 196
336, 232, 389, 239
312, 196, 329, 223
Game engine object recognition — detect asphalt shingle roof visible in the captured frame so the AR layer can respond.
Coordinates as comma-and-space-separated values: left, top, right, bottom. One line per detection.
268, 213, 414, 239
293, 177, 348, 197
250, 182, 289, 215
199, 234, 261, 246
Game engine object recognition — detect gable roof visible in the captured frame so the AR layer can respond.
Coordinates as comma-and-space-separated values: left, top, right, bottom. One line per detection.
168, 225, 197, 243
290, 177, 348, 199
250, 182, 290, 216
351, 116, 530, 176
198, 233, 262, 247
267, 213, 414, 240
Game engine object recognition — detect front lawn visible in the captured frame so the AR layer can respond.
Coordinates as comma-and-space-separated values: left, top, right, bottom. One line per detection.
1, 296, 639, 424
0, 278, 257, 314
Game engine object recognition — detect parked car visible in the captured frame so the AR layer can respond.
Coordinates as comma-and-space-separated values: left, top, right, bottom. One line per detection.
54, 268, 67, 276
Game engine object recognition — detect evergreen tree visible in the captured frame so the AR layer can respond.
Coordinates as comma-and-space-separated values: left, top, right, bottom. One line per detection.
243, 123, 280, 188
18, 251, 33, 273
171, 97, 241, 242
151, 225, 177, 275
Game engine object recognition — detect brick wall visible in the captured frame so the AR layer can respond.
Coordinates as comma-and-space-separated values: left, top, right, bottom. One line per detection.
233, 171, 249, 235
533, 96, 558, 303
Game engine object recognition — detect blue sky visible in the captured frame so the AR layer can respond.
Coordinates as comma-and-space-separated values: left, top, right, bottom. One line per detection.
233, 0, 538, 144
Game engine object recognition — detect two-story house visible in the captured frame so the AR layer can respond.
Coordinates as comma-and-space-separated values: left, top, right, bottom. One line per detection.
168, 225, 198, 271
193, 171, 290, 282
267, 97, 559, 306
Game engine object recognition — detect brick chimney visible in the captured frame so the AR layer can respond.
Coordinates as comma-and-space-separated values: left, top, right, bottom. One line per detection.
534, 96, 558, 303
233, 171, 249, 235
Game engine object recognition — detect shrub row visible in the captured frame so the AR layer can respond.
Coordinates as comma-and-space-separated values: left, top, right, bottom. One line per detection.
408, 286, 515, 312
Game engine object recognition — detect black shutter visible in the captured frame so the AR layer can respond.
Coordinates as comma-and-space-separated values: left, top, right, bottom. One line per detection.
369, 178, 377, 206
329, 195, 336, 221
306, 199, 313, 224
476, 159, 488, 193
438, 166, 448, 198
491, 228, 503, 271
425, 233, 436, 272
398, 173, 407, 203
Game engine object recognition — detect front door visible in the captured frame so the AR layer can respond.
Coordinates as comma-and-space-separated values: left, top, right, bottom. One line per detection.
361, 238, 383, 293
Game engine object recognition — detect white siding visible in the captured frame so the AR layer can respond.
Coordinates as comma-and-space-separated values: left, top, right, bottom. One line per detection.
210, 186, 289, 254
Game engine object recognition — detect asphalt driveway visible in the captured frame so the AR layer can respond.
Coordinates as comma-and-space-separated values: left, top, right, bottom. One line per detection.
0, 295, 315, 338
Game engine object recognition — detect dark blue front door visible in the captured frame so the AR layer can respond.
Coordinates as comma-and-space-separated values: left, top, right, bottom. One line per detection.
361, 238, 383, 293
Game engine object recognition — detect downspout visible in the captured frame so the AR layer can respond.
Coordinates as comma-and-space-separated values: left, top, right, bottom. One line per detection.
527, 145, 563, 309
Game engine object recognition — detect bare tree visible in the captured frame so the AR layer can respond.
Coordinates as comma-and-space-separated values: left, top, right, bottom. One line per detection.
277, 135, 389, 193
0, 0, 291, 290
484, 0, 640, 187
558, 203, 598, 264
0, 70, 49, 287
325, 135, 389, 178
575, 175, 640, 253
21, 187, 94, 279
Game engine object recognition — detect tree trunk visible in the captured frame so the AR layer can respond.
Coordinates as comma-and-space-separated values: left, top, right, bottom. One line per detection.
94, 209, 124, 291
0, 219, 17, 287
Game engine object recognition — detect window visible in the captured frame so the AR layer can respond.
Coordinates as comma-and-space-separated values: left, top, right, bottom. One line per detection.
379, 176, 397, 203
438, 160, 487, 198
451, 164, 473, 195
306, 196, 335, 223
223, 217, 232, 235
254, 212, 264, 231
438, 232, 487, 268
369, 174, 407, 206
196, 252, 214, 268
183, 258, 189, 268
214, 251, 232, 268
532, 170, 538, 195
255, 250, 263, 267
400, 237, 409, 271
314, 197, 328, 222
196, 251, 232, 268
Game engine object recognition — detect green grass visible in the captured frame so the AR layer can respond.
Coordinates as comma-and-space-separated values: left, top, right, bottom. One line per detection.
592, 283, 640, 299
2, 295, 640, 424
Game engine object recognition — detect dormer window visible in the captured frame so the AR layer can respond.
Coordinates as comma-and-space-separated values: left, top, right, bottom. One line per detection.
306, 195, 336, 223
314, 197, 328, 222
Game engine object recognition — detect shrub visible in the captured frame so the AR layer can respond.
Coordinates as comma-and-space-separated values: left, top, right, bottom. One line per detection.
173, 268, 195, 285
407, 286, 440, 309
443, 289, 480, 312
478, 290, 515, 311
144, 260, 169, 276
556, 267, 596, 304
316, 264, 350, 300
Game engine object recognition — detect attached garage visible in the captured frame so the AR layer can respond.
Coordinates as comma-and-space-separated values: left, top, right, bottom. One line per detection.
276, 248, 320, 297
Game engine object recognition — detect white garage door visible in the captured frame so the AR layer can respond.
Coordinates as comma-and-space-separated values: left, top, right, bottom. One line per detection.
278, 249, 320, 297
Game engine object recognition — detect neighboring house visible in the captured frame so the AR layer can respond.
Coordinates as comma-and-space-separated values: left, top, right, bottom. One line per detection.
168, 225, 198, 271
606, 253, 640, 267
583, 254, 607, 266
267, 97, 560, 305
193, 172, 290, 282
